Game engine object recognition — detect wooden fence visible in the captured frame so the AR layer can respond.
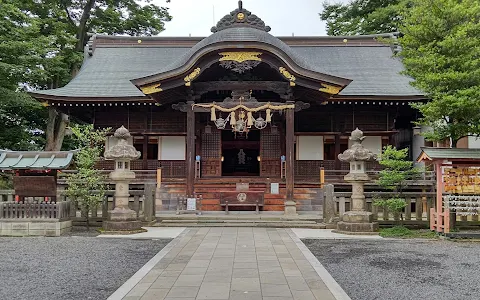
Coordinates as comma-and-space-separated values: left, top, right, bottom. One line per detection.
0, 201, 70, 220
334, 191, 436, 225
0, 185, 156, 227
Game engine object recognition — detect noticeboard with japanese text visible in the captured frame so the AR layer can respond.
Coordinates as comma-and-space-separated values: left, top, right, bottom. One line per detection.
443, 167, 480, 194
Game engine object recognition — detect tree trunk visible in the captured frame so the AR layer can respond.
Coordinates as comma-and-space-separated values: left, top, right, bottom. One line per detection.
75, 0, 96, 52
45, 107, 69, 151
45, 107, 57, 151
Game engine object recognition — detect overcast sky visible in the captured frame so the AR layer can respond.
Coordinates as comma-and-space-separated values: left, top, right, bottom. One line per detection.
155, 0, 350, 37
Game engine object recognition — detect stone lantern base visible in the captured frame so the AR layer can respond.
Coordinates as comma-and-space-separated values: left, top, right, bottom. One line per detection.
102, 207, 142, 232
335, 211, 379, 234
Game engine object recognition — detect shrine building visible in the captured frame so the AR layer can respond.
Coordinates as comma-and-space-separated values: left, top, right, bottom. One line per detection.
31, 2, 428, 212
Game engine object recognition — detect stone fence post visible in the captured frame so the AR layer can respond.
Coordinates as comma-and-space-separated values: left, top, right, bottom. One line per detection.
323, 184, 336, 224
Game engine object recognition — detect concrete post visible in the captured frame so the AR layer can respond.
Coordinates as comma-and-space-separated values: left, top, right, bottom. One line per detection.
323, 184, 336, 224
144, 183, 156, 222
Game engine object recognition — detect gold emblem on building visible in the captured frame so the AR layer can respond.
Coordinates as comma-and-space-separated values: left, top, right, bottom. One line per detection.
219, 52, 262, 63
319, 84, 342, 95
279, 67, 296, 86
237, 12, 245, 20
140, 83, 162, 95
184, 67, 201, 87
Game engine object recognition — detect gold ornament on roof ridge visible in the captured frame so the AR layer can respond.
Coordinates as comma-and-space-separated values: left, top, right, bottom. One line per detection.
141, 83, 162, 94
237, 12, 245, 20
219, 52, 262, 63
279, 67, 296, 86
184, 67, 201, 86
319, 83, 342, 95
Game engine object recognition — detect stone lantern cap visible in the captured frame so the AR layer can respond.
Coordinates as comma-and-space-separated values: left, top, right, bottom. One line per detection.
104, 126, 141, 160
338, 128, 376, 162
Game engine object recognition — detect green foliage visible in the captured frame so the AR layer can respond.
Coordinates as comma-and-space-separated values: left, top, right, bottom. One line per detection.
400, 0, 480, 146
374, 146, 422, 221
379, 226, 437, 238
0, 0, 171, 151
65, 125, 109, 229
320, 0, 408, 36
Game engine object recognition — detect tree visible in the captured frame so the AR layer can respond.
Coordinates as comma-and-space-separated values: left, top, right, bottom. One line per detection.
0, 1, 172, 151
27, 0, 172, 150
65, 125, 109, 229
373, 146, 421, 223
400, 0, 480, 147
320, 0, 408, 36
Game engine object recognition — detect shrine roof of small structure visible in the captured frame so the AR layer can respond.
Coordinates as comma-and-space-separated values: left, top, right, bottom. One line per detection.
417, 147, 480, 162
31, 1, 424, 102
0, 150, 76, 170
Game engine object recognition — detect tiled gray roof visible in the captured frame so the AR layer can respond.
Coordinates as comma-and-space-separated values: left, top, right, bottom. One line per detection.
419, 147, 480, 161
292, 46, 420, 96
33, 28, 423, 99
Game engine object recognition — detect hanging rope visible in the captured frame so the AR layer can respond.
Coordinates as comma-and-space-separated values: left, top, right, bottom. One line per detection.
210, 107, 216, 121
247, 111, 254, 126
193, 102, 295, 113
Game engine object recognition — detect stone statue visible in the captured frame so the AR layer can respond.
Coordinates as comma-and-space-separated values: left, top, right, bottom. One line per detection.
336, 128, 379, 233
103, 126, 142, 232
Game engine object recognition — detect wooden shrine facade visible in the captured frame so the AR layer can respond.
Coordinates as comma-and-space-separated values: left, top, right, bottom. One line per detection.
30, 1, 427, 208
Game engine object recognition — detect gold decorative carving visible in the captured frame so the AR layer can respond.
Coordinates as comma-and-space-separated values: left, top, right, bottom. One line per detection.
279, 67, 296, 86
319, 84, 342, 95
184, 67, 201, 86
237, 12, 245, 20
140, 83, 162, 95
219, 52, 262, 63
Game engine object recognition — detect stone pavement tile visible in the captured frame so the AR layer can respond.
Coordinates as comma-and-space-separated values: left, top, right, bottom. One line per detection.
286, 276, 310, 291
305, 278, 329, 290
126, 283, 152, 297
232, 268, 259, 278
231, 278, 261, 292
138, 270, 162, 284
258, 265, 282, 273
311, 288, 336, 300
257, 260, 280, 268
234, 262, 258, 269
140, 288, 169, 300
161, 270, 182, 277
261, 284, 292, 298
203, 273, 233, 283
291, 290, 316, 300
165, 263, 187, 271
229, 290, 262, 300
166, 286, 199, 298
259, 272, 287, 284
262, 297, 293, 300
150, 276, 177, 289
173, 274, 204, 287
122, 297, 141, 300
181, 267, 208, 275
234, 256, 257, 263
196, 282, 230, 300
186, 259, 210, 268
164, 298, 195, 300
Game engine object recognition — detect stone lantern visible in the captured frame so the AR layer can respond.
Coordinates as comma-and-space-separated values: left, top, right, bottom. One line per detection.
336, 128, 379, 233
103, 126, 142, 231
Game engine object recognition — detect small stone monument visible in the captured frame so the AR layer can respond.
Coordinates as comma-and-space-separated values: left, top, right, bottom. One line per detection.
336, 128, 379, 233
103, 126, 142, 232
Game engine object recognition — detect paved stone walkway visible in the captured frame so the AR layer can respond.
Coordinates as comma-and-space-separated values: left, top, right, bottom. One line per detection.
120, 228, 339, 300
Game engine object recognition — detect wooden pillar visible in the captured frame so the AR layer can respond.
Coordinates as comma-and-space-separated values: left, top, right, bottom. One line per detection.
285, 102, 294, 202
142, 135, 148, 169
334, 134, 341, 170
186, 101, 195, 196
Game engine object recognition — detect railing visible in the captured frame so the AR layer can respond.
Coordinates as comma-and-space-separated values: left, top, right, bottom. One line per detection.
0, 201, 70, 220
334, 191, 436, 223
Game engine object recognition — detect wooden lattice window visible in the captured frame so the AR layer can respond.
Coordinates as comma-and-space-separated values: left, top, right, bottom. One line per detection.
261, 127, 281, 158
202, 129, 221, 158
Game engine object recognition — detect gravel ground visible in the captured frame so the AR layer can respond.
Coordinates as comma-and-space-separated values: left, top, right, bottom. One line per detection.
0, 236, 171, 300
303, 239, 480, 300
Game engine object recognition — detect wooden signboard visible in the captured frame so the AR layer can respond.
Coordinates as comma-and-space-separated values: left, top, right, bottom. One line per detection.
443, 167, 480, 194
